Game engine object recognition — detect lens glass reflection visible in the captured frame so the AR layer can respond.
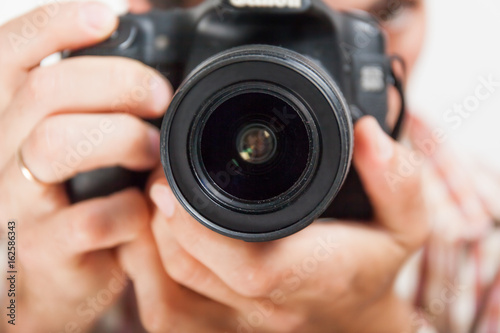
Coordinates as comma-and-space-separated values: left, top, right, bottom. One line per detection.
237, 124, 276, 165
200, 92, 310, 201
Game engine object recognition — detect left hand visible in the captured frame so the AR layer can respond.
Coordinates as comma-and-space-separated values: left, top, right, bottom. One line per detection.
119, 117, 430, 333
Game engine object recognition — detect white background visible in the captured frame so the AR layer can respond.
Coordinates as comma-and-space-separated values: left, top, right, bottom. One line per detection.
1, 0, 500, 167
409, 0, 500, 168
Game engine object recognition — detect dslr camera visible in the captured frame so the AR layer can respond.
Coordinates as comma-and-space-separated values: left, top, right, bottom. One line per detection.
70, 0, 405, 241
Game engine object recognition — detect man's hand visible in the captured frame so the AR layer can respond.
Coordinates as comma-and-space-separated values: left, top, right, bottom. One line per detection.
119, 116, 430, 332
0, 2, 171, 332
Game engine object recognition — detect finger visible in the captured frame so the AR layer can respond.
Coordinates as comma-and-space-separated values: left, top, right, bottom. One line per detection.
432, 151, 491, 236
118, 230, 175, 332
42, 188, 149, 258
407, 114, 491, 236
129, 0, 152, 13
19, 113, 160, 184
0, 56, 171, 158
150, 179, 404, 311
386, 85, 402, 130
150, 209, 249, 310
118, 229, 235, 333
149, 177, 288, 298
149, 174, 408, 313
0, 151, 67, 218
0, 2, 117, 107
467, 159, 500, 223
353, 116, 430, 252
0, 2, 117, 72
405, 112, 439, 158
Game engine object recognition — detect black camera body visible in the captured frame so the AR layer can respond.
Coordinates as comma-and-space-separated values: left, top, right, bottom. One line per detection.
70, 0, 402, 241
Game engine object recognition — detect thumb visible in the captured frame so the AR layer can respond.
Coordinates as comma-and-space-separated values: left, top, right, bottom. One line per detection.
128, 0, 152, 13
353, 116, 429, 252
146, 166, 177, 219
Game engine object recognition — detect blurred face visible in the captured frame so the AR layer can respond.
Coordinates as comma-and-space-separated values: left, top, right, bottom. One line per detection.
129, 0, 425, 74
330, 0, 425, 72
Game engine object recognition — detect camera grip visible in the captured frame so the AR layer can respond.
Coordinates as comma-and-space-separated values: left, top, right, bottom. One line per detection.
66, 167, 150, 202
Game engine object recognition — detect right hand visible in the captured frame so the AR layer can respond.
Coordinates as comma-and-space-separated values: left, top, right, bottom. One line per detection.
120, 117, 430, 333
0, 2, 172, 332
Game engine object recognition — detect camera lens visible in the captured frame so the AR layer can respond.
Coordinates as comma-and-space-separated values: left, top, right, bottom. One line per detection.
162, 45, 353, 241
197, 89, 311, 202
237, 124, 276, 165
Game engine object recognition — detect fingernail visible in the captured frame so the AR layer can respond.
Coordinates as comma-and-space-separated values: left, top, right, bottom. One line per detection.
150, 183, 175, 218
80, 2, 117, 33
373, 119, 394, 162
151, 76, 171, 114
147, 126, 161, 158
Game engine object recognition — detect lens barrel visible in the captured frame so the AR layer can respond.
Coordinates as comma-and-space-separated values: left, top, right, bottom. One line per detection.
161, 45, 353, 241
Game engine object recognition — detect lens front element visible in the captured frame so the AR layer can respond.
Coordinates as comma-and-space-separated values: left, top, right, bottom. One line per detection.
197, 88, 312, 203
237, 124, 276, 165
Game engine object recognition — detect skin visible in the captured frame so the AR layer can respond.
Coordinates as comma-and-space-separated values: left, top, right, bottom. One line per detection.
0, 2, 172, 332
131, 120, 430, 332
121, 0, 430, 332
0, 0, 428, 332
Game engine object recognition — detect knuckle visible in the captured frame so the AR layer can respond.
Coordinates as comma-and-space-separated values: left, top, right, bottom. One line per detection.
27, 117, 66, 162
25, 67, 58, 106
24, 127, 46, 164
108, 59, 150, 108
121, 188, 149, 220
125, 117, 151, 149
165, 250, 200, 286
71, 210, 109, 250
111, 116, 153, 165
111, 189, 150, 239
324, 256, 352, 295
231, 264, 278, 298
23, 117, 70, 181
329, 276, 351, 299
